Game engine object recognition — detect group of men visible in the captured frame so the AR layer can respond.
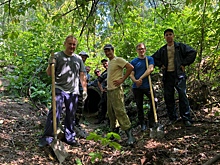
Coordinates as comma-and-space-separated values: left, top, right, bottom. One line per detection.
39, 28, 197, 147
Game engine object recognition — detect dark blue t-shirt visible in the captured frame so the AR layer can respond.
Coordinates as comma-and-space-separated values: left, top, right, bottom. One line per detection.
130, 56, 154, 89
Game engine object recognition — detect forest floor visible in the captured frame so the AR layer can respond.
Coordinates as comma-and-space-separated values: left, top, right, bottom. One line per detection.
0, 92, 220, 165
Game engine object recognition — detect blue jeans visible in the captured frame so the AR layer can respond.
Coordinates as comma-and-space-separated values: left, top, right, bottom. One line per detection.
41, 88, 78, 144
164, 72, 191, 121
132, 88, 157, 128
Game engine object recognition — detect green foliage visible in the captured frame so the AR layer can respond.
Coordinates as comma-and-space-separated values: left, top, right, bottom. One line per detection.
214, 111, 220, 117
75, 158, 83, 165
86, 132, 121, 163
143, 103, 150, 115
0, 0, 219, 107
89, 152, 102, 164
86, 132, 122, 150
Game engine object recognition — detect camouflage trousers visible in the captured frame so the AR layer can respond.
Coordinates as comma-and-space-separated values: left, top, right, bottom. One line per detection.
107, 86, 131, 131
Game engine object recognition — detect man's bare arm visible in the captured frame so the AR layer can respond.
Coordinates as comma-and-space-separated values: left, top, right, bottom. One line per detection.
80, 72, 87, 92
139, 64, 154, 80
46, 65, 52, 76
113, 63, 134, 87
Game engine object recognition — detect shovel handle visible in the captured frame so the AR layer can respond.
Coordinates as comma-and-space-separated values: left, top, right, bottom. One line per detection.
51, 52, 57, 137
146, 57, 158, 123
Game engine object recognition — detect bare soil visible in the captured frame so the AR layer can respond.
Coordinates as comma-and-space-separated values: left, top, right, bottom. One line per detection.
0, 94, 220, 165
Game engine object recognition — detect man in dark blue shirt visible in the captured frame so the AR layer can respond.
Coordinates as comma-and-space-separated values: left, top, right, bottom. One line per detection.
130, 43, 157, 131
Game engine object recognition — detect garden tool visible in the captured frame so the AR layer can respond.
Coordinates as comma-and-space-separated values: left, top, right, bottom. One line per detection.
145, 57, 164, 139
50, 52, 68, 163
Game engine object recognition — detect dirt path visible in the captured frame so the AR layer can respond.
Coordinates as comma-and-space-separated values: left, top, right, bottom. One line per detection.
0, 95, 220, 165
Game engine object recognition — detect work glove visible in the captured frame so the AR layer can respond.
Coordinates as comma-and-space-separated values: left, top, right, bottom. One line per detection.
82, 90, 88, 102
48, 56, 56, 64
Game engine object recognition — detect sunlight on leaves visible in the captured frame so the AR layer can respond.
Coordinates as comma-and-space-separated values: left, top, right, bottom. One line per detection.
89, 152, 102, 164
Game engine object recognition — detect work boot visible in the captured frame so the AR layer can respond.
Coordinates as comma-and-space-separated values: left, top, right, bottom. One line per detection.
141, 124, 147, 131
141, 122, 147, 132
38, 139, 49, 147
140, 121, 147, 131
38, 137, 53, 147
184, 121, 192, 127
125, 128, 136, 145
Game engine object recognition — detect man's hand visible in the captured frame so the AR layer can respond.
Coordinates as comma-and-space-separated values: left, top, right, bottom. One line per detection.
135, 79, 142, 87
180, 65, 185, 72
49, 56, 56, 64
82, 91, 88, 102
113, 78, 123, 87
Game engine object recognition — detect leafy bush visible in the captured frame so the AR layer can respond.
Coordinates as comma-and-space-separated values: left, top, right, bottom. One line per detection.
86, 132, 122, 163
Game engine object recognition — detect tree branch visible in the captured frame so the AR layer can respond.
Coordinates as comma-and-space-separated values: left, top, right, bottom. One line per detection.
79, 0, 99, 37
208, 39, 220, 80
8, 0, 11, 24
149, 0, 165, 21
61, 7, 78, 17
0, 0, 9, 6
203, 154, 220, 165
114, 5, 124, 40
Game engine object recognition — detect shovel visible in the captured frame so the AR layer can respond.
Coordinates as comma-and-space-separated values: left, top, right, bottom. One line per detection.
145, 57, 164, 139
50, 53, 68, 163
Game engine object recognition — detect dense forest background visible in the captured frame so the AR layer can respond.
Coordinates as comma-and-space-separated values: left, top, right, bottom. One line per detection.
0, 0, 219, 107
0, 1, 220, 164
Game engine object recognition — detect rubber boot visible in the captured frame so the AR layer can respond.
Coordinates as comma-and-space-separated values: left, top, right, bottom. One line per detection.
125, 128, 136, 145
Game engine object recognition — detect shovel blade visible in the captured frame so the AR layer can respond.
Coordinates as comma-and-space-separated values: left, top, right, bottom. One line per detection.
51, 139, 68, 164
150, 128, 157, 138
156, 124, 164, 139
150, 123, 164, 139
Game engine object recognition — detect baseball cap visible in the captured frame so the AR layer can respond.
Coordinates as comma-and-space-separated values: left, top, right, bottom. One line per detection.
103, 44, 114, 50
79, 51, 89, 57
164, 29, 174, 35
101, 59, 108, 63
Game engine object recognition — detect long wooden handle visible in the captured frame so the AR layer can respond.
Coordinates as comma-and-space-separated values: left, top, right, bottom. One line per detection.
146, 57, 158, 123
51, 54, 57, 138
